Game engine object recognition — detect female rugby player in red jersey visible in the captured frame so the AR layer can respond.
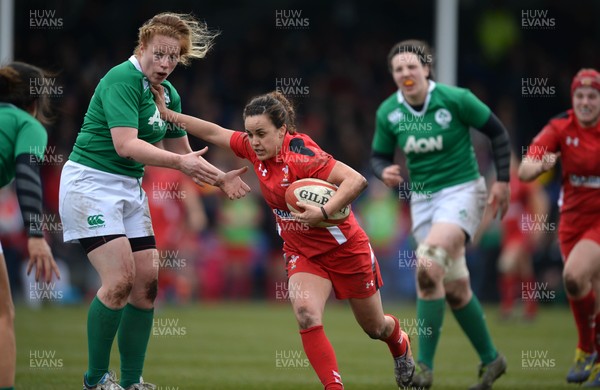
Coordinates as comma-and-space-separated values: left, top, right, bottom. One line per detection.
152, 85, 414, 389
519, 68, 600, 386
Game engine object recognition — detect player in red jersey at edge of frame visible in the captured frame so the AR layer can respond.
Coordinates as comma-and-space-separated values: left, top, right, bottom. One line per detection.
519, 68, 600, 386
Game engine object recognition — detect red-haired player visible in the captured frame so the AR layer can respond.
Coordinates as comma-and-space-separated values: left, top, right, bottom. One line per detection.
152, 85, 415, 389
519, 68, 600, 385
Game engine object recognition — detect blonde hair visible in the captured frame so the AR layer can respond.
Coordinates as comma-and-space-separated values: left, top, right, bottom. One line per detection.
134, 12, 219, 66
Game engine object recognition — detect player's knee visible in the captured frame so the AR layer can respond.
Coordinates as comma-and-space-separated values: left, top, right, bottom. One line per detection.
105, 278, 134, 307
145, 278, 158, 302
445, 282, 470, 308
362, 322, 387, 340
417, 268, 438, 294
444, 278, 472, 309
295, 305, 321, 330
563, 273, 582, 297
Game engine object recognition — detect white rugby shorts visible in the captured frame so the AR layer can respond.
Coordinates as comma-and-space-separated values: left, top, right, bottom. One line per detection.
59, 160, 154, 243
411, 177, 487, 243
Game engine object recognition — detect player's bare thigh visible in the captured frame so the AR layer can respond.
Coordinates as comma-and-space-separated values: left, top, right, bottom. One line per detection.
563, 239, 600, 299
87, 237, 135, 309
424, 222, 466, 259
499, 241, 531, 275
288, 272, 332, 330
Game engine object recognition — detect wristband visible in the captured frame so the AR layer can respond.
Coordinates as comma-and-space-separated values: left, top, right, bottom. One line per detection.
320, 206, 329, 220
28, 229, 44, 238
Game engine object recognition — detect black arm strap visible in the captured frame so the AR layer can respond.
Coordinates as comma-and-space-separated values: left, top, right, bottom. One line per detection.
476, 113, 511, 182
370, 151, 394, 181
15, 154, 45, 237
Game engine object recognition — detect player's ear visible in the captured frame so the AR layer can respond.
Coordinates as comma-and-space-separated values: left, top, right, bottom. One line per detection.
139, 40, 147, 55
423, 64, 430, 79
279, 125, 287, 138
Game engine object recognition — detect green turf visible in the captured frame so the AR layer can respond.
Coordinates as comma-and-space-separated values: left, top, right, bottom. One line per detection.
15, 302, 576, 389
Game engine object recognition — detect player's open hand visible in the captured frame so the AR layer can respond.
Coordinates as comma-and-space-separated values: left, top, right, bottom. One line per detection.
27, 237, 61, 283
291, 202, 322, 227
179, 147, 220, 185
487, 181, 510, 220
215, 166, 251, 200
381, 164, 404, 188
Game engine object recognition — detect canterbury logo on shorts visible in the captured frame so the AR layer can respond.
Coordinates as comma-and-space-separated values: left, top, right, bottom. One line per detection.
87, 214, 105, 228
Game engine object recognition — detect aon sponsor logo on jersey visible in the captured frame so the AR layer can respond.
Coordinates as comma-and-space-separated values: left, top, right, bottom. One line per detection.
403, 135, 443, 154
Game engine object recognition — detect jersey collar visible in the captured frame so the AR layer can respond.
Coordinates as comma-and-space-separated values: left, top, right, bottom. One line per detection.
396, 80, 436, 116
129, 55, 143, 72
128, 55, 150, 90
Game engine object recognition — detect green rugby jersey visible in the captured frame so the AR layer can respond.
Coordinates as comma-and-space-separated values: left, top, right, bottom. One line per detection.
70, 56, 186, 178
372, 81, 491, 193
0, 103, 47, 188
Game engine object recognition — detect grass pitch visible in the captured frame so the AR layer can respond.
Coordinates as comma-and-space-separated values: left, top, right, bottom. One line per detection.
16, 302, 576, 389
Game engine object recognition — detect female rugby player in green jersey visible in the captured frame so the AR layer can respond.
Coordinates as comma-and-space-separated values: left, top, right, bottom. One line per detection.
59, 13, 249, 390
371, 39, 510, 390
0, 61, 61, 390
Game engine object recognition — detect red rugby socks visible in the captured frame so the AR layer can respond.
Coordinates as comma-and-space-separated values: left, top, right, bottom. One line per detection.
569, 290, 596, 353
383, 314, 408, 358
300, 325, 344, 389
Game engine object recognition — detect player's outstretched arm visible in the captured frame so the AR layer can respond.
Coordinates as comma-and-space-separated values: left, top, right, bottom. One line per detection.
151, 85, 235, 150
160, 135, 251, 199
111, 127, 219, 184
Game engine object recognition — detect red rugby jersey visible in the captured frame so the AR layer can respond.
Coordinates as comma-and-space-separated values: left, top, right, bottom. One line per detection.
230, 131, 361, 255
526, 110, 600, 231
502, 174, 534, 245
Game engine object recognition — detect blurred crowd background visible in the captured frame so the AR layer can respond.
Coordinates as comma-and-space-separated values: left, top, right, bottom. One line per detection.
2, 0, 599, 310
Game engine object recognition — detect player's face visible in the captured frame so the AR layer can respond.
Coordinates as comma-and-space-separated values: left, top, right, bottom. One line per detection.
390, 52, 430, 104
573, 87, 600, 127
244, 114, 286, 161
138, 34, 181, 85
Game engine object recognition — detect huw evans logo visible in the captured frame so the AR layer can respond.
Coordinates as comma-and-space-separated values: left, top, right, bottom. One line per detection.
29, 77, 63, 97
521, 10, 556, 30
275, 78, 309, 97
275, 10, 309, 29
29, 10, 63, 29
87, 215, 105, 229
29, 350, 63, 369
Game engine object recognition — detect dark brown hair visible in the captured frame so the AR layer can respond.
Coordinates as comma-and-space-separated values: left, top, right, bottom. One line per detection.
387, 39, 435, 79
0, 62, 53, 125
134, 12, 219, 66
243, 91, 297, 134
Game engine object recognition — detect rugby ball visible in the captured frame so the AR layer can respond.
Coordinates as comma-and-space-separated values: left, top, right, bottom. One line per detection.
285, 178, 351, 227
